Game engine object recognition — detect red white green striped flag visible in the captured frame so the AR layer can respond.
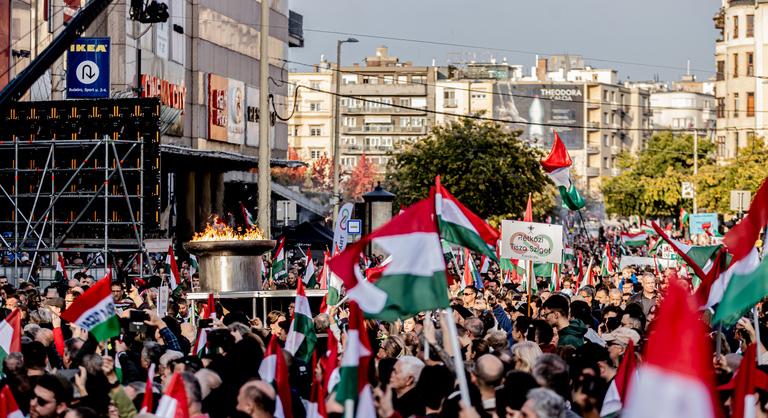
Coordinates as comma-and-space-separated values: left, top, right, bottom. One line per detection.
285, 279, 317, 363
272, 237, 288, 281
60, 274, 120, 342
600, 243, 615, 276
55, 254, 68, 282
240, 202, 256, 229
140, 363, 155, 413
258, 335, 293, 418
327, 196, 449, 321
193, 328, 208, 358
540, 132, 586, 211
165, 245, 181, 292
319, 250, 330, 290
434, 176, 499, 262
155, 372, 190, 418
0, 309, 21, 374
302, 248, 317, 288
621, 231, 648, 247
549, 263, 560, 292
335, 302, 376, 418
1, 384, 24, 418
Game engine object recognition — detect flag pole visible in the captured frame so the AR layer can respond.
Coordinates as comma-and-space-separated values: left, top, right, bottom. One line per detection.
755, 306, 762, 366
527, 260, 533, 317
423, 311, 430, 360
443, 307, 471, 404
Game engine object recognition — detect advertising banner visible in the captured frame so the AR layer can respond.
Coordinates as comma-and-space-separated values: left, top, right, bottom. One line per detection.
245, 86, 276, 149
67, 37, 110, 99
501, 220, 564, 264
689, 213, 719, 236
208, 74, 228, 141
228, 79, 245, 144
493, 83, 584, 149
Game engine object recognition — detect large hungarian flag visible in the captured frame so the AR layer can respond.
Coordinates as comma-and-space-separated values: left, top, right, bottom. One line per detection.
272, 237, 288, 281
540, 132, 586, 211
60, 275, 120, 341
155, 372, 189, 418
335, 302, 376, 418
623, 282, 718, 418
600, 243, 615, 276
258, 335, 293, 418
302, 249, 317, 288
713, 254, 768, 326
285, 279, 317, 364
724, 176, 768, 262
621, 231, 647, 247
434, 176, 499, 261
165, 245, 181, 292
55, 254, 68, 282
327, 196, 449, 321
0, 309, 21, 373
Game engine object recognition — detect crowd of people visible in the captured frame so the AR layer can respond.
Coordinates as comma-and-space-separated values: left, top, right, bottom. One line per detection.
0, 219, 763, 418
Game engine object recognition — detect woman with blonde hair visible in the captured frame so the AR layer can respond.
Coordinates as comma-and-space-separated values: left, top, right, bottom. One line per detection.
512, 340, 543, 373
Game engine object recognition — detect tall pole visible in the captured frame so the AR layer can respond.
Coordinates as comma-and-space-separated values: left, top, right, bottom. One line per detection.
257, 0, 271, 237
693, 129, 698, 214
332, 40, 342, 223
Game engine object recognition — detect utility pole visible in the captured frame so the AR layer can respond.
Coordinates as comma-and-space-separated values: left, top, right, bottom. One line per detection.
332, 38, 357, 222
257, 0, 271, 237
693, 128, 698, 214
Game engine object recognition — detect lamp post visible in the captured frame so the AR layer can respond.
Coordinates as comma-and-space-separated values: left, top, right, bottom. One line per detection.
332, 37, 358, 223
362, 182, 395, 257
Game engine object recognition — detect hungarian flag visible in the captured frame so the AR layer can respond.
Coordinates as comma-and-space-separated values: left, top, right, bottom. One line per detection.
319, 250, 331, 290
0, 385, 24, 418
326, 196, 449, 321
478, 255, 490, 274
140, 363, 156, 413
155, 372, 190, 418
302, 249, 317, 287
272, 237, 288, 281
193, 328, 208, 357
0, 309, 21, 374
679, 207, 690, 229
549, 263, 560, 292
623, 281, 718, 418
713, 253, 768, 326
601, 339, 637, 417
540, 132, 586, 211
641, 222, 657, 236
579, 257, 594, 289
729, 343, 762, 418
600, 243, 614, 276
115, 352, 123, 383
461, 248, 482, 290
285, 279, 317, 364
724, 176, 768, 262
55, 254, 68, 282
240, 202, 256, 229
702, 248, 758, 309
189, 254, 199, 277
165, 245, 181, 292
60, 275, 120, 342
434, 176, 499, 261
621, 231, 648, 247
258, 335, 293, 418
576, 251, 584, 284
335, 302, 376, 418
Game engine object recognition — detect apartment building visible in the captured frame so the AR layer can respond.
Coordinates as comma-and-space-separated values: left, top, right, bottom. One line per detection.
713, 0, 766, 158
288, 47, 436, 173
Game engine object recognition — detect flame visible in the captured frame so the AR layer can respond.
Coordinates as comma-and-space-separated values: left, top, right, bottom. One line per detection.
192, 216, 265, 241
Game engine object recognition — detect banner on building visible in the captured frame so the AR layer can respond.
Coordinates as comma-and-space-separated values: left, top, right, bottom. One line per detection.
67, 37, 110, 99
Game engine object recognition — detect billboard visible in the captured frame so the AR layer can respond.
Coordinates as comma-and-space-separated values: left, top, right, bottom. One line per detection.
208, 74, 245, 143
689, 213, 719, 236
245, 86, 275, 149
493, 83, 584, 149
66, 37, 110, 99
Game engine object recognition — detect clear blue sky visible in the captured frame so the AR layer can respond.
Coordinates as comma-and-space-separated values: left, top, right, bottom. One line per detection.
289, 0, 721, 83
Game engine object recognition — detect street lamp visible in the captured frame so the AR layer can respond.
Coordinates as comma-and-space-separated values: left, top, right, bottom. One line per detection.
332, 37, 358, 223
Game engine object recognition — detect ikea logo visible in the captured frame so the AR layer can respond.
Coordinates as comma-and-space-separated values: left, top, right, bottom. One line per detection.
69, 44, 108, 53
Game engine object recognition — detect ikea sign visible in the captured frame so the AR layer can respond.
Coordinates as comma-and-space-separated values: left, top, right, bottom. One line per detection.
67, 37, 110, 99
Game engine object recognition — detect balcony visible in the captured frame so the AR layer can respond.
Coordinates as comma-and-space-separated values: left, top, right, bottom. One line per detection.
587, 100, 600, 109
587, 121, 600, 130
340, 84, 427, 96
587, 146, 600, 154
444, 99, 458, 108
341, 125, 428, 135
288, 11, 304, 48
586, 167, 600, 177
342, 106, 427, 114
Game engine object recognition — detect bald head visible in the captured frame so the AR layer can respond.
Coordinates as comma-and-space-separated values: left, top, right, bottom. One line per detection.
237, 380, 276, 418
475, 354, 504, 387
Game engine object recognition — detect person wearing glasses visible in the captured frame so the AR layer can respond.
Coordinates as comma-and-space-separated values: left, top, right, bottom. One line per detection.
30, 374, 73, 418
461, 286, 479, 309
540, 294, 587, 348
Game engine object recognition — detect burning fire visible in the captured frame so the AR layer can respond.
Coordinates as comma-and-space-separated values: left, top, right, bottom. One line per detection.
192, 216, 265, 241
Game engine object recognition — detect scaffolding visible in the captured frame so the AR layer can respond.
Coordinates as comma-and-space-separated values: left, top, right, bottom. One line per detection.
0, 98, 161, 284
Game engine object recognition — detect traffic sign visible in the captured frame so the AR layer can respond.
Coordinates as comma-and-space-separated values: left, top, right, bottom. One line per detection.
67, 37, 110, 98
681, 182, 694, 199
347, 219, 362, 234
730, 190, 751, 213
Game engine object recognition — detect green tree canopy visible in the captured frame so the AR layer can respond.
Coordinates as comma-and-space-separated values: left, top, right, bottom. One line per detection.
601, 132, 715, 217
385, 118, 553, 220
697, 137, 768, 213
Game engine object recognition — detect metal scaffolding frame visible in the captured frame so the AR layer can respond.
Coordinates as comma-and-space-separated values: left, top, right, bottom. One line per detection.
0, 136, 148, 283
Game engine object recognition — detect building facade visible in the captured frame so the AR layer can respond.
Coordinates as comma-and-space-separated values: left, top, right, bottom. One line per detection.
650, 90, 717, 131
713, 0, 767, 158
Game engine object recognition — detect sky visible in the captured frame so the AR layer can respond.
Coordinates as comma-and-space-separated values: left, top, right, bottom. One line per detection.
289, 0, 722, 83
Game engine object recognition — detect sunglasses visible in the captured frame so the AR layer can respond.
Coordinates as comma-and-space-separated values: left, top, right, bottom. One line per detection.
35, 396, 52, 406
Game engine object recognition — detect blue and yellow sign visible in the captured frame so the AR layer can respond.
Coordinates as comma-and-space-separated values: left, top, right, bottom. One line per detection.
67, 37, 110, 98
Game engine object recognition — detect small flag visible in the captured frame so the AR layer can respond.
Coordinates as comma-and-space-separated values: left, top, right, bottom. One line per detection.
285, 279, 318, 364
115, 352, 123, 383
540, 132, 586, 211
272, 238, 288, 281
0, 309, 21, 374
335, 302, 376, 418
155, 372, 190, 418
140, 363, 156, 413
60, 275, 120, 342
194, 328, 208, 358
55, 254, 68, 282
303, 249, 317, 287
189, 255, 199, 277
621, 231, 648, 247
165, 246, 181, 292
240, 202, 256, 229
258, 335, 293, 418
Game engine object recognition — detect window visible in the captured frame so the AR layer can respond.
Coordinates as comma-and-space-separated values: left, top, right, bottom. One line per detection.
603, 91, 609, 101
716, 97, 725, 118
717, 135, 726, 157
733, 16, 739, 39
310, 81, 321, 90
343, 117, 356, 127
342, 137, 356, 145
399, 98, 411, 107
342, 75, 357, 85
747, 52, 754, 76
381, 137, 392, 147
603, 157, 609, 169
747, 14, 754, 37
309, 102, 322, 111
397, 75, 408, 84
733, 93, 740, 118
383, 75, 394, 84
309, 125, 322, 136
400, 117, 410, 127
292, 125, 301, 136
444, 89, 457, 107
733, 53, 739, 78
603, 134, 609, 147
412, 75, 426, 84
310, 149, 323, 159
604, 112, 610, 124
717, 60, 725, 81
340, 157, 357, 167
412, 117, 426, 127
747, 92, 755, 117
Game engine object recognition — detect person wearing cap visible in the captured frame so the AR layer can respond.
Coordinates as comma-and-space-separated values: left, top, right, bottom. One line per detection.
602, 326, 641, 365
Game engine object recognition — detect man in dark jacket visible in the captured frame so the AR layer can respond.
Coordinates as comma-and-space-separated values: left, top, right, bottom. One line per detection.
541, 294, 587, 348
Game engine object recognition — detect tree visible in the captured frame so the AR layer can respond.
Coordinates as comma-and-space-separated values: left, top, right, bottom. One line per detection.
271, 166, 307, 187
386, 118, 552, 219
696, 137, 768, 214
601, 132, 716, 217
342, 153, 379, 201
310, 153, 334, 191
